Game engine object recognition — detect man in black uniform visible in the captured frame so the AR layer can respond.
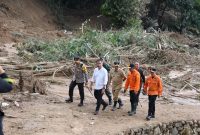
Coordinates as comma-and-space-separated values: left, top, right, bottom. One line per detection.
65, 56, 88, 107
0, 66, 14, 135
135, 62, 145, 107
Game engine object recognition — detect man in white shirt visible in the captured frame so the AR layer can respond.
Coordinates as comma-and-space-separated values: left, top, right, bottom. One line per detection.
90, 59, 108, 115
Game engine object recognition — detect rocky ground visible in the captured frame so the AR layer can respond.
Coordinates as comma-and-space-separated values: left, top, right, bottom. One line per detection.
0, 0, 200, 135
1, 78, 200, 135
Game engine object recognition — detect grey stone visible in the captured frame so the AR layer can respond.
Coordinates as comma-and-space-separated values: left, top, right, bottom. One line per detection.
188, 121, 194, 126
178, 126, 183, 131
138, 128, 142, 133
198, 121, 200, 125
168, 125, 173, 129
193, 129, 198, 135
172, 127, 178, 135
124, 129, 131, 135
141, 131, 145, 135
162, 124, 167, 129
130, 129, 135, 135
182, 121, 186, 125
118, 132, 125, 135
149, 131, 154, 135
184, 124, 190, 129
175, 122, 182, 128
165, 130, 170, 135
194, 120, 197, 124
197, 128, 200, 133
154, 126, 161, 135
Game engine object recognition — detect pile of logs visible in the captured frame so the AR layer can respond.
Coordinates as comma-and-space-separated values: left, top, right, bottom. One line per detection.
1, 61, 74, 95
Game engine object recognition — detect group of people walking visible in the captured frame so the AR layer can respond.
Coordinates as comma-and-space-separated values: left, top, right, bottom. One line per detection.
65, 57, 163, 121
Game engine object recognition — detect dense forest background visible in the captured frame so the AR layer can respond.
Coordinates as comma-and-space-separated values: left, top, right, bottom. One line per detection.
45, 0, 200, 34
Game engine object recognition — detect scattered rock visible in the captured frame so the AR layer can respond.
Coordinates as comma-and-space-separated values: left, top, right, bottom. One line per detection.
1, 102, 9, 107
89, 122, 94, 125
14, 101, 20, 107
154, 126, 161, 135
171, 127, 178, 135
175, 122, 182, 128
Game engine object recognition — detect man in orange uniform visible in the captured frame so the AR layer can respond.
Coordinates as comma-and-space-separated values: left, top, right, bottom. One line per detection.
144, 67, 163, 121
124, 64, 140, 116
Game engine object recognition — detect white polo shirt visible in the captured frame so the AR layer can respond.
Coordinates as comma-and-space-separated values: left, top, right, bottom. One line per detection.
91, 67, 108, 90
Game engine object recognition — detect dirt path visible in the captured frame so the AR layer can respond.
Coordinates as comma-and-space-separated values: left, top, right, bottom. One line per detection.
3, 78, 200, 135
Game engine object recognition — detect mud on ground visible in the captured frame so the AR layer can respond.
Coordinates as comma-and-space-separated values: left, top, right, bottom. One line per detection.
1, 77, 199, 135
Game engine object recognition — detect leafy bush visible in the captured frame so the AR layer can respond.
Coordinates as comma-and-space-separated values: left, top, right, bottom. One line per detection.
101, 0, 139, 27
18, 25, 146, 62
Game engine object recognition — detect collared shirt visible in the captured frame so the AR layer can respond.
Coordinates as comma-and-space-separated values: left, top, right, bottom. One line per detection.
72, 63, 88, 83
125, 69, 141, 92
91, 67, 108, 90
144, 75, 163, 96
110, 68, 126, 90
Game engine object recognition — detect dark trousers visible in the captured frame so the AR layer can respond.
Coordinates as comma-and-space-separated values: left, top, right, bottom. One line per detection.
0, 78, 12, 93
130, 91, 137, 111
94, 89, 108, 111
105, 88, 112, 102
69, 81, 84, 103
136, 89, 141, 104
148, 95, 157, 116
105, 73, 112, 102
0, 112, 4, 135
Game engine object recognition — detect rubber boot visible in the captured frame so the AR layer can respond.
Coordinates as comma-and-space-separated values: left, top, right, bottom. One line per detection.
78, 100, 84, 107
112, 101, 118, 111
128, 102, 134, 116
146, 115, 151, 121
133, 103, 137, 114
151, 112, 155, 118
118, 98, 123, 109
129, 103, 137, 116
65, 98, 73, 103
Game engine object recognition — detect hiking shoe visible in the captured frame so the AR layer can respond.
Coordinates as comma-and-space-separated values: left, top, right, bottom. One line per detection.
111, 107, 117, 111
118, 104, 124, 109
102, 104, 108, 111
146, 116, 151, 121
65, 99, 73, 103
151, 115, 155, 118
78, 103, 83, 107
128, 111, 134, 116
94, 111, 99, 115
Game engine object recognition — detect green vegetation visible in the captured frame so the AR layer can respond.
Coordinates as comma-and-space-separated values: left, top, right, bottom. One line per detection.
101, 0, 139, 27
18, 22, 162, 62
45, 0, 200, 32
147, 0, 200, 32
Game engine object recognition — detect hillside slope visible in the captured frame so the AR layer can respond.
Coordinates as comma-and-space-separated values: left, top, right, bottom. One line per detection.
0, 0, 58, 44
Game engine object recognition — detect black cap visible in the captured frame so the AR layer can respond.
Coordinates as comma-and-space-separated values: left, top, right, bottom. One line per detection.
129, 64, 135, 68
74, 56, 80, 61
114, 61, 120, 65
151, 67, 156, 72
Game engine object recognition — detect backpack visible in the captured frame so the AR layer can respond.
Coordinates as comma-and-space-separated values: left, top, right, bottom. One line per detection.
103, 62, 111, 72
